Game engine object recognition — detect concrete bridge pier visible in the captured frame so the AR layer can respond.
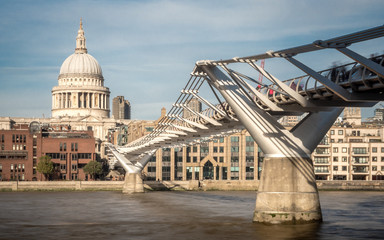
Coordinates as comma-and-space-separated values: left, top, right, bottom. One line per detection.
122, 173, 144, 194
201, 65, 343, 224
253, 157, 321, 224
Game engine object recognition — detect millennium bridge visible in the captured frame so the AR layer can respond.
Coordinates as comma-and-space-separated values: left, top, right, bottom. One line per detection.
107, 25, 384, 224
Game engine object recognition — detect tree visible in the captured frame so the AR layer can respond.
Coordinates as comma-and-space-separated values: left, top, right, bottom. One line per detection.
83, 161, 103, 180
37, 155, 54, 180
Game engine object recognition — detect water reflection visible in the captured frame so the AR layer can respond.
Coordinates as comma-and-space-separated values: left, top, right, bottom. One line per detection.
0, 191, 383, 239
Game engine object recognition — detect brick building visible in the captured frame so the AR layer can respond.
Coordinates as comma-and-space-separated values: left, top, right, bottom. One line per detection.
0, 122, 96, 181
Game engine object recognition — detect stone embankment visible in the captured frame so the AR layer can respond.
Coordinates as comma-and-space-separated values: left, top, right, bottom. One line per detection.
0, 180, 383, 192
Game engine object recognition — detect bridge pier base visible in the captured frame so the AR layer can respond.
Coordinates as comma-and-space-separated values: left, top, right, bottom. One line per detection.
122, 173, 144, 194
253, 157, 322, 224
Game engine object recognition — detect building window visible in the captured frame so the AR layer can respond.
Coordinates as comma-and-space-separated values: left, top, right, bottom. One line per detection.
231, 136, 239, 142
330, 130, 334, 135
382, 166, 384, 171
333, 166, 338, 171
352, 147, 367, 154
381, 147, 384, 153
314, 166, 328, 173
246, 146, 254, 152
372, 166, 377, 171
231, 146, 239, 152
60, 153, 67, 160
333, 157, 338, 162
193, 157, 197, 163
219, 138, 224, 143
60, 143, 67, 151
213, 147, 218, 153
382, 157, 384, 162
60, 164, 66, 171
222, 167, 227, 180
246, 136, 254, 142
338, 130, 343, 135
333, 147, 338, 153
338, 139, 343, 143
372, 157, 377, 162
185, 167, 192, 180
342, 166, 347, 171
72, 164, 78, 171
71, 143, 78, 152
342, 147, 347, 153
219, 147, 224, 153
342, 157, 347, 162
193, 146, 198, 153
194, 167, 200, 180
315, 148, 329, 154
200, 146, 209, 153
372, 147, 377, 153
314, 157, 329, 164
231, 156, 239, 162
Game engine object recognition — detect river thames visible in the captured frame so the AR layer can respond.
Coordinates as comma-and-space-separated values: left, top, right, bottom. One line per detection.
0, 190, 383, 240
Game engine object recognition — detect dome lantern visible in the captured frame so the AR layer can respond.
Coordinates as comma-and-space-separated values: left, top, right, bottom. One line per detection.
75, 18, 87, 54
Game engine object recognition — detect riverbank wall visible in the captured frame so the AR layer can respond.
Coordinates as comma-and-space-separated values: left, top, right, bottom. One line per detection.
1, 180, 384, 192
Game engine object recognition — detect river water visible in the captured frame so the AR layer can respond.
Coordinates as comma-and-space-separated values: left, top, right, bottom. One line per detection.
0, 190, 383, 240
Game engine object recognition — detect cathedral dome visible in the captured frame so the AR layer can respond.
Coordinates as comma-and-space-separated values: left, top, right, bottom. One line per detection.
59, 53, 102, 75
52, 19, 110, 119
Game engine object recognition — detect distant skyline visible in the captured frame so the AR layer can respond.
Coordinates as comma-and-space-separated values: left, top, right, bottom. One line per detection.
0, 0, 384, 120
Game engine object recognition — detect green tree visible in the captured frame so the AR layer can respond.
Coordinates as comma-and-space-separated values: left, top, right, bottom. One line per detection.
37, 155, 54, 180
83, 161, 103, 180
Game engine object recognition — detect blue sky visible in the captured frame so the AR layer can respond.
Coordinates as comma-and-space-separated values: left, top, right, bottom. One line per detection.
0, 0, 383, 120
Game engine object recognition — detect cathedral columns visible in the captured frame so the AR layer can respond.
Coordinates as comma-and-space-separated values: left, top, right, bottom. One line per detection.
59, 93, 63, 109
64, 93, 67, 108
85, 93, 89, 108
91, 93, 94, 109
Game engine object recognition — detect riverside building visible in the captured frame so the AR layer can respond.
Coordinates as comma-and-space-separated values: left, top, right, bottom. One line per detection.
136, 107, 384, 182
0, 122, 96, 181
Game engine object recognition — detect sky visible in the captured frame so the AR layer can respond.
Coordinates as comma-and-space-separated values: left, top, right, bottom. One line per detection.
0, 0, 384, 120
